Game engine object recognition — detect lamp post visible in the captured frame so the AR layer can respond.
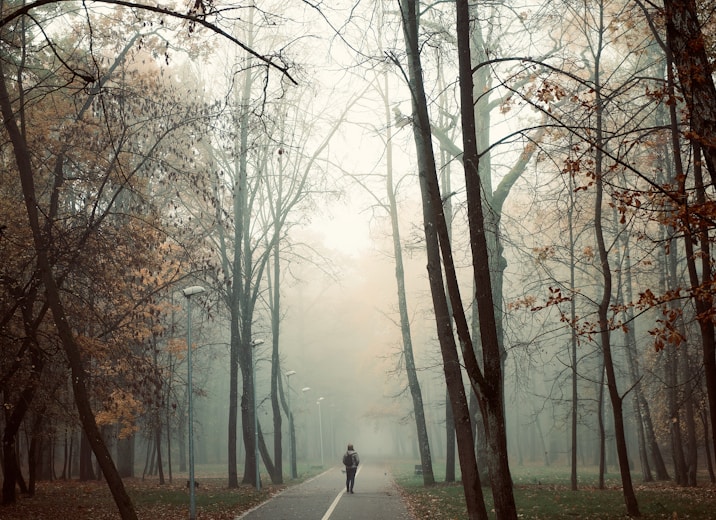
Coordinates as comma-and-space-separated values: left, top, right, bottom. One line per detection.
300, 387, 310, 465
251, 338, 264, 490
182, 285, 205, 520
285, 370, 297, 479
317, 397, 325, 467
329, 404, 336, 458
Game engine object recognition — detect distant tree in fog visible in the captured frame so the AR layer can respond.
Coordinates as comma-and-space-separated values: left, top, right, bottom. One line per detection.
349, 0, 437, 486
262, 89, 362, 483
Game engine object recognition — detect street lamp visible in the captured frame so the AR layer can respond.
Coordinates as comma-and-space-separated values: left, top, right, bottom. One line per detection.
285, 370, 296, 479
251, 338, 264, 490
317, 397, 325, 467
182, 285, 205, 520
300, 387, 311, 467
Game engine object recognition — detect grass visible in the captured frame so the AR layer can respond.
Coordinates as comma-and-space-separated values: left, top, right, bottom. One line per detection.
1, 465, 325, 520
393, 462, 716, 519
128, 477, 267, 509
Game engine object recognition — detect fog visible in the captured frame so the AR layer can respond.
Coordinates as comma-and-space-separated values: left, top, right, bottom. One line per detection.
177, 123, 618, 477
187, 200, 446, 468
182, 178, 588, 477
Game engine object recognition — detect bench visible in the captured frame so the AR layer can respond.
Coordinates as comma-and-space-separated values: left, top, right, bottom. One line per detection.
414, 464, 422, 475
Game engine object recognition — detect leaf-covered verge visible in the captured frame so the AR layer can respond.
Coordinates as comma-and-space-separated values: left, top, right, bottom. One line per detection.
4, 466, 716, 519
394, 466, 716, 520
0, 478, 284, 520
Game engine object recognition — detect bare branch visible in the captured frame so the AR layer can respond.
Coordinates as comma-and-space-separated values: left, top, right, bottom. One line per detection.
1, 0, 298, 84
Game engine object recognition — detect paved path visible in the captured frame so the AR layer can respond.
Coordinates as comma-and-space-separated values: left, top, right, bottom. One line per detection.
236, 464, 414, 520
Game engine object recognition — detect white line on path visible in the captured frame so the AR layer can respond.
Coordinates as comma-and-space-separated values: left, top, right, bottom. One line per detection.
320, 466, 362, 520
234, 468, 333, 520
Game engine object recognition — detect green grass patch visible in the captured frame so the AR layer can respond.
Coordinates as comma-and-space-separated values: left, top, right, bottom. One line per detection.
393, 463, 716, 519
126, 478, 269, 510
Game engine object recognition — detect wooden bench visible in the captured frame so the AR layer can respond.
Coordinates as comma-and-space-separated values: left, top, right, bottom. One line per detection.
414, 464, 422, 475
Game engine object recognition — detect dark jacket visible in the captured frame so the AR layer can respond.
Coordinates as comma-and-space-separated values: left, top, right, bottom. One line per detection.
343, 450, 360, 469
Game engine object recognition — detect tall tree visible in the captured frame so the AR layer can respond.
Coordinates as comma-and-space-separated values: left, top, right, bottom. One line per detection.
592, 69, 640, 513
662, 0, 716, 460
396, 0, 488, 516
381, 63, 436, 484
454, 1, 517, 516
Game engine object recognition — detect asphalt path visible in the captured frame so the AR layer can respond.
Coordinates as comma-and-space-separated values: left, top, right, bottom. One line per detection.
236, 464, 414, 520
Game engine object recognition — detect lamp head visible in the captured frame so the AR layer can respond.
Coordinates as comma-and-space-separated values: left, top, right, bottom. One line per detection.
285, 370, 296, 377
182, 286, 206, 297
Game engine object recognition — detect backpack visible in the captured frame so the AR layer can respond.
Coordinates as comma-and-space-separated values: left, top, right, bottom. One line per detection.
343, 452, 354, 467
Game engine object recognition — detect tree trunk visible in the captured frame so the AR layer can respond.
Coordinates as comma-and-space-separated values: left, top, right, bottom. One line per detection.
618, 232, 653, 483
270, 238, 283, 485
626, 352, 652, 483
1, 345, 44, 503
623, 250, 668, 481
398, 2, 487, 518
2, 430, 22, 504
567, 177, 579, 490
117, 435, 135, 478
235, 30, 259, 487
68, 429, 75, 479
155, 423, 165, 484
27, 429, 38, 495
382, 68, 435, 486
667, 343, 688, 485
456, 1, 516, 516
228, 310, 241, 488
61, 431, 69, 480
240, 342, 258, 486
257, 421, 276, 484
142, 437, 153, 479
700, 409, 716, 482
289, 411, 297, 479
220, 12, 257, 489
436, 33, 456, 488
683, 358, 698, 487
592, 55, 639, 513
597, 366, 606, 488
445, 389, 456, 483
166, 401, 173, 483
663, 0, 716, 185
640, 388, 670, 481
178, 411, 187, 473
663, 0, 716, 460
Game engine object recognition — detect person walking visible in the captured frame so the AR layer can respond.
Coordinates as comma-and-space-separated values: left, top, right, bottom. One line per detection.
342, 443, 360, 493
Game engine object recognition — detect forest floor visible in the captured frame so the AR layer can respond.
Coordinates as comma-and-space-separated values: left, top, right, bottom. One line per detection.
2, 465, 716, 519
0, 477, 281, 519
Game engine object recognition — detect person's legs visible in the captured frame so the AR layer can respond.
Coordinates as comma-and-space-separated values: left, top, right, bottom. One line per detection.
347, 468, 356, 492
346, 469, 350, 492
